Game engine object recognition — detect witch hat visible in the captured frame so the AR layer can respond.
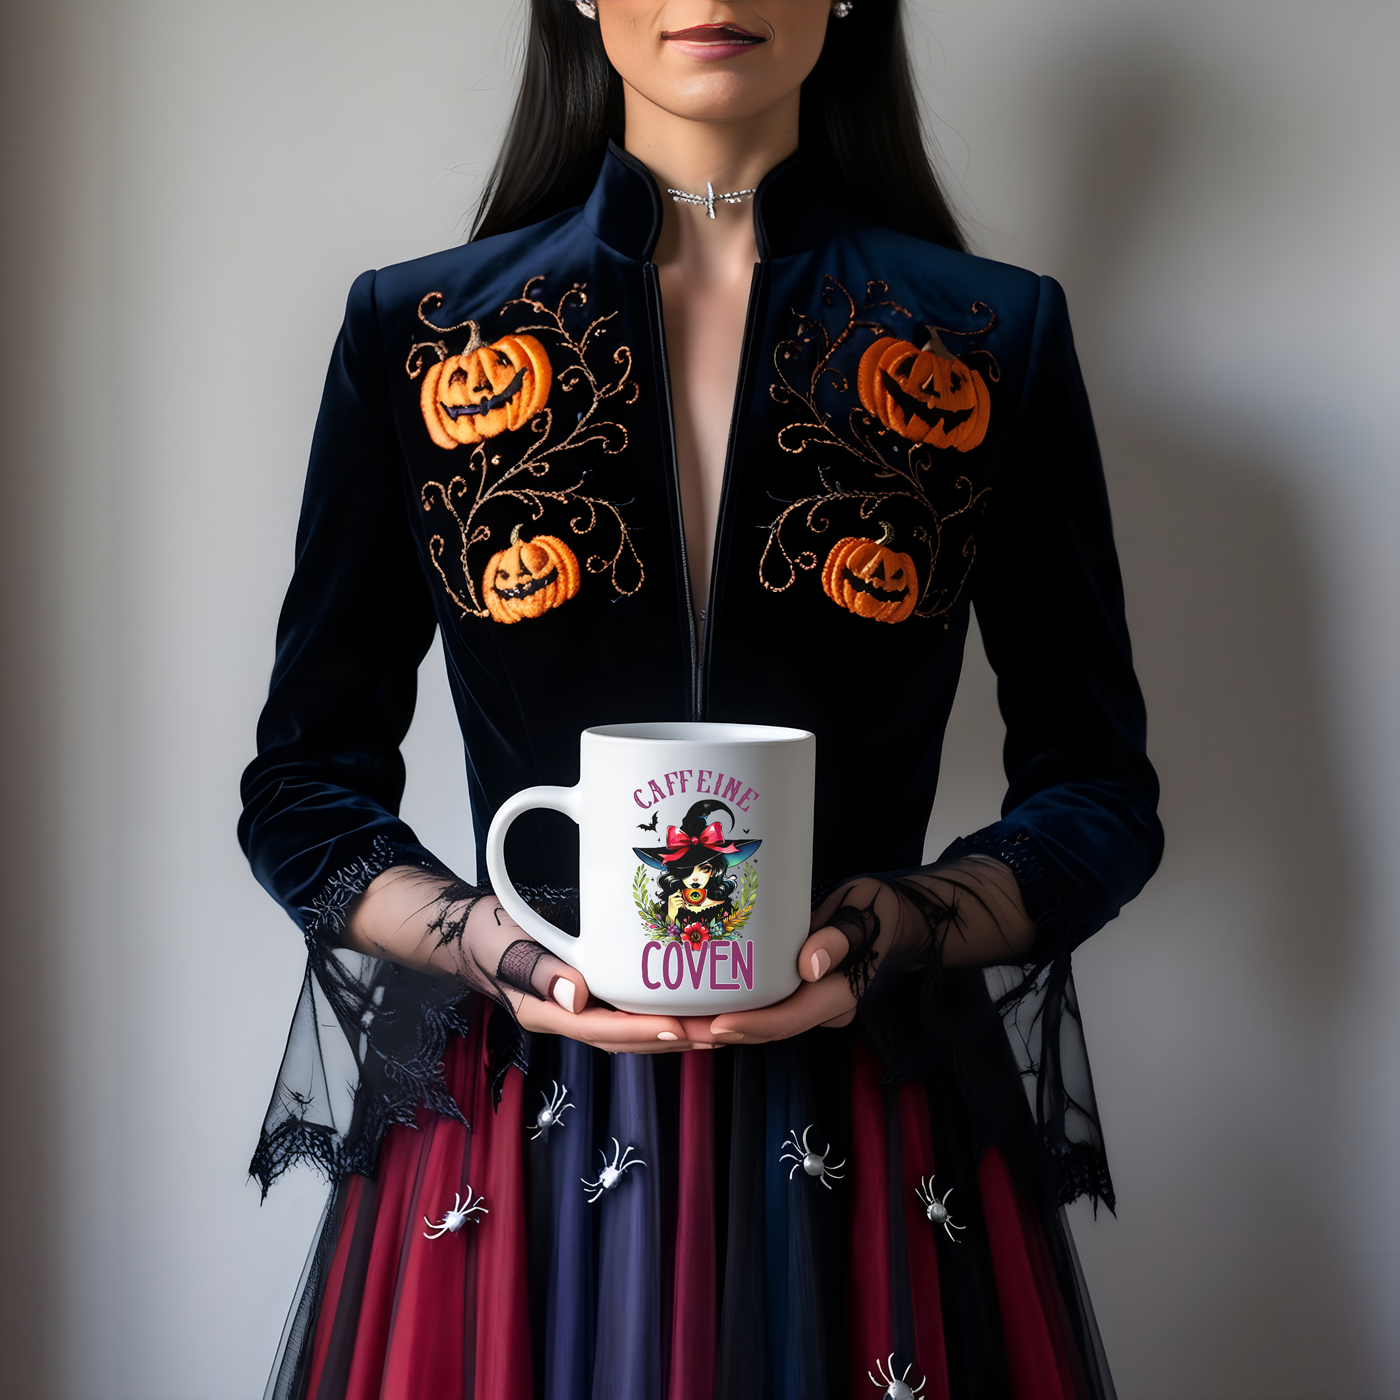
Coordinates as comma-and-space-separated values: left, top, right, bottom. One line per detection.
632, 799, 761, 871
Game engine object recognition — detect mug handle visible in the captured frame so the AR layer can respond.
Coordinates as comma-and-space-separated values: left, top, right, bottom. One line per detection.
485, 785, 583, 964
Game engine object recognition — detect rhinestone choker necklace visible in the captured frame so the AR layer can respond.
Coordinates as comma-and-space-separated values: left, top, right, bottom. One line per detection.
666, 181, 758, 220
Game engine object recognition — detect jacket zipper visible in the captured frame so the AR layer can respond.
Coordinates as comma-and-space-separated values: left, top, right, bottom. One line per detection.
644, 260, 767, 720
700, 261, 767, 718
643, 263, 698, 715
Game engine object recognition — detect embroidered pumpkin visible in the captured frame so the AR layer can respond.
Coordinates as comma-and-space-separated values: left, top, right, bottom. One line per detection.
821, 520, 919, 624
483, 524, 581, 624
857, 327, 990, 452
421, 322, 552, 448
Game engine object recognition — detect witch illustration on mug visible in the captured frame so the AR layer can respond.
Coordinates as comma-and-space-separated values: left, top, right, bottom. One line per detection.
632, 800, 761, 947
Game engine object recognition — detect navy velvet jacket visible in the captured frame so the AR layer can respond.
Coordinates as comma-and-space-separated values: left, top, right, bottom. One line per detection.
240, 142, 1161, 1002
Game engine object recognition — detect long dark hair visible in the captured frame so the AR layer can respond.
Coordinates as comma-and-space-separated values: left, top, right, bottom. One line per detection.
655, 858, 737, 921
471, 0, 966, 250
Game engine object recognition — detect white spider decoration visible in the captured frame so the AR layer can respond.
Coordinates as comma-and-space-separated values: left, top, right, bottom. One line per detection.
422, 1187, 489, 1239
581, 1138, 647, 1203
914, 1175, 967, 1243
527, 1080, 575, 1142
869, 1353, 926, 1399
780, 1124, 846, 1189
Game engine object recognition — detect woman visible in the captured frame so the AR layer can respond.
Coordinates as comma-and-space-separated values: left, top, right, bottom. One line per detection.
240, 3, 1162, 1398
635, 798, 760, 942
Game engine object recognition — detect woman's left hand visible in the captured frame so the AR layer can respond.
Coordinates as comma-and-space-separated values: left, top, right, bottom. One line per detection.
699, 877, 896, 1045
699, 860, 1036, 1044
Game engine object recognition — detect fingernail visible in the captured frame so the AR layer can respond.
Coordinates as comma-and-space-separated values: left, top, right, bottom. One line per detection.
811, 949, 831, 980
715, 1030, 744, 1041
657, 1031, 679, 1041
553, 978, 577, 1013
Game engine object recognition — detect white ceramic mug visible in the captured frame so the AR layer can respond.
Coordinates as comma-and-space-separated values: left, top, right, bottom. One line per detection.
486, 721, 816, 1015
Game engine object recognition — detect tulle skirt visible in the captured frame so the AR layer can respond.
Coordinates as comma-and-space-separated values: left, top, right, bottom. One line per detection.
274, 1004, 1115, 1400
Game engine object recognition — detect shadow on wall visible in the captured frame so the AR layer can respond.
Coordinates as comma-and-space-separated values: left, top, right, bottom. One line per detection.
1043, 37, 1359, 1013
997, 38, 1362, 1396
0, 8, 60, 1397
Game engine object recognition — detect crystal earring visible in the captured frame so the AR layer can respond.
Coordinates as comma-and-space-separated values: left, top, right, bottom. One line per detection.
833, 1, 854, 16
574, 0, 597, 17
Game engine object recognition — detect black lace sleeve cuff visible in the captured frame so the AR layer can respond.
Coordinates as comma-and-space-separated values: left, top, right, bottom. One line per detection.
937, 823, 1090, 964
251, 836, 477, 1198
299, 833, 451, 954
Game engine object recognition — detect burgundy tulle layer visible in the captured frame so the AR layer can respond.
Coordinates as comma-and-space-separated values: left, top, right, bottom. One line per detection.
290, 1008, 1111, 1400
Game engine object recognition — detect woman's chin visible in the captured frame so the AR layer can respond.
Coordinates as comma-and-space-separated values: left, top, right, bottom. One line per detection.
634, 69, 787, 125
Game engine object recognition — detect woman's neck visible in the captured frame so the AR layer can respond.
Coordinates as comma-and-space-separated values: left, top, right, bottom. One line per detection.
625, 83, 798, 612
623, 83, 798, 270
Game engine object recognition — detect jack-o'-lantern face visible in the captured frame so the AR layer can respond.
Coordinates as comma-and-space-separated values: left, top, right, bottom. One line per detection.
857, 327, 990, 452
482, 524, 581, 624
821, 521, 920, 624
420, 323, 552, 448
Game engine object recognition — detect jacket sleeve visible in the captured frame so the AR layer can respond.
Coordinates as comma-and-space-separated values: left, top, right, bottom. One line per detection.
943, 275, 1163, 956
238, 269, 446, 941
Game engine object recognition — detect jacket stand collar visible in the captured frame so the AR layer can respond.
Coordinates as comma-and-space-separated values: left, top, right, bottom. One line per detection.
584, 139, 835, 263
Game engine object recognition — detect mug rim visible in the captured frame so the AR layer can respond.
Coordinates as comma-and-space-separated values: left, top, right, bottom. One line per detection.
584, 720, 814, 745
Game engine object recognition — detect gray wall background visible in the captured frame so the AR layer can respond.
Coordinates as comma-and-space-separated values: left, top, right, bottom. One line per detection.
0, 2, 1395, 1397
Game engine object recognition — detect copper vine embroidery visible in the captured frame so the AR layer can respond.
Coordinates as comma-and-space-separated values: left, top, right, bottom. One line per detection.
761, 276, 1000, 626
407, 278, 644, 620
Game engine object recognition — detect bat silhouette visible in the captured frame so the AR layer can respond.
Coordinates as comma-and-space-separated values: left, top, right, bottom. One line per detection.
637, 812, 659, 832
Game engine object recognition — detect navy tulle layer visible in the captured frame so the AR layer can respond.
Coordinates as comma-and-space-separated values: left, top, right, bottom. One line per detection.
275, 1003, 1115, 1400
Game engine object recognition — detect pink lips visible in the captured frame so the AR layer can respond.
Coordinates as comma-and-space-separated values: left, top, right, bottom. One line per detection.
661, 22, 768, 62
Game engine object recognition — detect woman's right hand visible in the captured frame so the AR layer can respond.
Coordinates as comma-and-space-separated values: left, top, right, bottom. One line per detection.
345, 866, 707, 1053
510, 982, 710, 1054
484, 897, 712, 1053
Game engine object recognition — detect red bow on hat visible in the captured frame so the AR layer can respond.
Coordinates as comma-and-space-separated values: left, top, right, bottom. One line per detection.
659, 821, 740, 863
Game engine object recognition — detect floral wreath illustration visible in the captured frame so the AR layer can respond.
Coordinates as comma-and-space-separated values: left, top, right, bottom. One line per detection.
406, 277, 645, 622
631, 801, 761, 948
761, 276, 1000, 626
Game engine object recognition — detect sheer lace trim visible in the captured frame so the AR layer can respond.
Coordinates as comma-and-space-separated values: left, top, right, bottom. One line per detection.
299, 834, 420, 951
497, 939, 553, 997
251, 852, 581, 1198
940, 826, 1089, 963
945, 825, 1114, 1213
827, 880, 962, 1001
1053, 1141, 1115, 1211
835, 826, 1114, 1213
827, 899, 882, 1000
251, 837, 474, 1198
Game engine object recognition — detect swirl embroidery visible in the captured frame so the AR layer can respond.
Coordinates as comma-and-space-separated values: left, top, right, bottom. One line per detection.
407, 278, 644, 621
761, 276, 999, 626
